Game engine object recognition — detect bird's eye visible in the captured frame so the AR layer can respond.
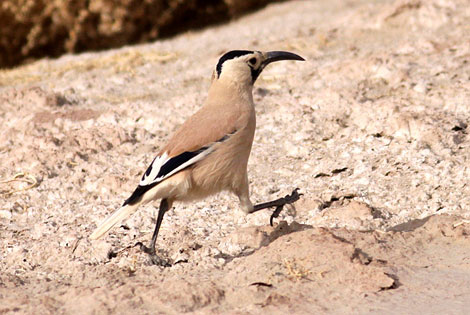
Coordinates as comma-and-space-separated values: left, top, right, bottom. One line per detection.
248, 57, 257, 66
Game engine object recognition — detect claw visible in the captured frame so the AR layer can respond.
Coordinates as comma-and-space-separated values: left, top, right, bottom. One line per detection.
269, 188, 303, 226
148, 255, 172, 267
270, 205, 284, 226
284, 188, 302, 203
135, 241, 154, 255
134, 242, 172, 267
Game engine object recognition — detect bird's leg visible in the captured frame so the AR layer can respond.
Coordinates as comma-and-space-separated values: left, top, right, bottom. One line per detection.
251, 188, 303, 226
136, 198, 171, 267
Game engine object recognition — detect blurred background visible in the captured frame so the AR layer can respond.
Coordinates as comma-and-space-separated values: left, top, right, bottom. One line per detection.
0, 0, 281, 68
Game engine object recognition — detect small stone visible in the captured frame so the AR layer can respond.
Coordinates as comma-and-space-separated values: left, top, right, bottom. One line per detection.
0, 210, 12, 219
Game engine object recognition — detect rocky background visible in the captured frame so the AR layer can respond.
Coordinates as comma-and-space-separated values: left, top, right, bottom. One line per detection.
0, 0, 280, 68
1, 0, 470, 313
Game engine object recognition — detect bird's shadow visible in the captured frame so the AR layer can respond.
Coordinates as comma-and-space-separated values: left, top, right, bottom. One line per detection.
214, 220, 313, 264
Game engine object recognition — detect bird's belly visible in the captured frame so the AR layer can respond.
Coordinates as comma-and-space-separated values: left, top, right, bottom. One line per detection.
188, 147, 249, 197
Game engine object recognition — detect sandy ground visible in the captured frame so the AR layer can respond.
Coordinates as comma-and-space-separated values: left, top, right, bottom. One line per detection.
1, 0, 470, 313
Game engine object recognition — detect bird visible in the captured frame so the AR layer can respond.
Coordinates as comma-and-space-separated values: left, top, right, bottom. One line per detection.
90, 50, 305, 265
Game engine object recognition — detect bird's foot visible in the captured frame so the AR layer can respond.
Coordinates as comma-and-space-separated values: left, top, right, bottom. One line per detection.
252, 188, 303, 226
148, 254, 172, 267
269, 188, 303, 226
135, 242, 172, 267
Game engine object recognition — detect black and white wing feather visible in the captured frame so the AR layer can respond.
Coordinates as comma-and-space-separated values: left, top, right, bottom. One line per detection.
123, 145, 213, 206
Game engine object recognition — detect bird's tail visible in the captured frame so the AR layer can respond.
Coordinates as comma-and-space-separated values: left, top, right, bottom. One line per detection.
89, 203, 140, 240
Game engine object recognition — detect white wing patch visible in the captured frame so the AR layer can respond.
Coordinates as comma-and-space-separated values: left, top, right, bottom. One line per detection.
139, 152, 170, 186
138, 131, 236, 189
139, 147, 215, 187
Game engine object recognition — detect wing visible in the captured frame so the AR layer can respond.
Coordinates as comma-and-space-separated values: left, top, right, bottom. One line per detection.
123, 133, 233, 206
161, 100, 247, 157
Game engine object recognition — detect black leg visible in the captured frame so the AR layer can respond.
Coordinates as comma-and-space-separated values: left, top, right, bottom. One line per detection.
252, 188, 303, 226
136, 199, 171, 267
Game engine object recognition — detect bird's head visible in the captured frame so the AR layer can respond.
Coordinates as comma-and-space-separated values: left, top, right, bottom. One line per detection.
213, 50, 305, 86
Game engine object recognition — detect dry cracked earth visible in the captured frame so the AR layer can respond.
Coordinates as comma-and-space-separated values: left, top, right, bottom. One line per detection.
1, 0, 470, 313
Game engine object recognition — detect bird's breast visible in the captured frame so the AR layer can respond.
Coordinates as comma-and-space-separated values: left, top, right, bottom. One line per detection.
187, 111, 255, 198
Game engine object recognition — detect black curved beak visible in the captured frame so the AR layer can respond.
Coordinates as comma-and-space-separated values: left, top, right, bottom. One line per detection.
263, 51, 305, 66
